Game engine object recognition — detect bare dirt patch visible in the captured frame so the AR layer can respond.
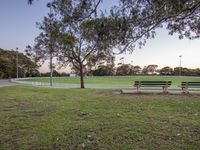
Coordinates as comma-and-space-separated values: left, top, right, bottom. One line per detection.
92, 89, 200, 97
74, 110, 89, 120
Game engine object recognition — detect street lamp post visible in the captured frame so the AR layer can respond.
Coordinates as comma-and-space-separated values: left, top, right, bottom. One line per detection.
16, 48, 19, 78
179, 55, 182, 76
50, 52, 53, 87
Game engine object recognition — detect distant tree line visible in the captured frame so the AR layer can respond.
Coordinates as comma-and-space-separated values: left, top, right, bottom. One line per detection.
0, 48, 39, 79
40, 63, 200, 77
84, 64, 200, 76
39, 70, 69, 77
1, 47, 199, 79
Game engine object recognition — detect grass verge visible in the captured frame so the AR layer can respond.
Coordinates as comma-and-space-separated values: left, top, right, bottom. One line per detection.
0, 86, 200, 149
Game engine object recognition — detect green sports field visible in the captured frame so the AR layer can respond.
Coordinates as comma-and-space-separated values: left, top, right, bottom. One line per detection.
21, 76, 200, 87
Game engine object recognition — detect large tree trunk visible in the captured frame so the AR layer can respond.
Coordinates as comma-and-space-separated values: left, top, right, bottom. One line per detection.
79, 63, 85, 88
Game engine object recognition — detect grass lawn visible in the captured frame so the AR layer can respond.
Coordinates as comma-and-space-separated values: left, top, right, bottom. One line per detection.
21, 76, 200, 87
0, 86, 200, 149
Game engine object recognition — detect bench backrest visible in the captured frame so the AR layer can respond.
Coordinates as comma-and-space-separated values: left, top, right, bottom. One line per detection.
134, 81, 172, 87
181, 82, 200, 87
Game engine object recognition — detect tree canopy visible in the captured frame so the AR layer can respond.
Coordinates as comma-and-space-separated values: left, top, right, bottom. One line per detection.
0, 48, 39, 79
115, 0, 200, 40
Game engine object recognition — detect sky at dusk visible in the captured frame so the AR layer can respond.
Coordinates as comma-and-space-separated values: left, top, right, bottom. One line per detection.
0, 0, 200, 73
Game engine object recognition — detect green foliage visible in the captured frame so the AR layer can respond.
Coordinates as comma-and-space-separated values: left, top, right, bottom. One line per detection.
174, 67, 200, 76
42, 0, 112, 88
26, 12, 60, 64
131, 65, 142, 74
39, 70, 68, 77
143, 65, 158, 74
93, 65, 115, 76
0, 49, 39, 79
116, 64, 132, 76
115, 0, 200, 41
160, 66, 174, 75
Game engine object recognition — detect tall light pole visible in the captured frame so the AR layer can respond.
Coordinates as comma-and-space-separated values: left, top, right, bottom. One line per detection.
50, 53, 53, 87
16, 48, 19, 78
179, 55, 182, 76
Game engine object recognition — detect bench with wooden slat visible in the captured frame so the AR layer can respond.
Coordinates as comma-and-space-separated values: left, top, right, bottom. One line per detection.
181, 82, 200, 93
134, 81, 172, 93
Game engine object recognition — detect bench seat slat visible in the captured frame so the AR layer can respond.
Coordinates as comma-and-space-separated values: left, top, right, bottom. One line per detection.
135, 83, 171, 85
182, 84, 200, 86
134, 85, 171, 87
181, 85, 200, 88
135, 81, 171, 83
182, 86, 200, 88
182, 82, 200, 84
182, 82, 200, 83
134, 84, 170, 86
134, 81, 172, 87
181, 82, 200, 85
135, 81, 171, 84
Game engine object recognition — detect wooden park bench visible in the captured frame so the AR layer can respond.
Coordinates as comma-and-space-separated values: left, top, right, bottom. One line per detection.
134, 81, 172, 93
180, 82, 200, 93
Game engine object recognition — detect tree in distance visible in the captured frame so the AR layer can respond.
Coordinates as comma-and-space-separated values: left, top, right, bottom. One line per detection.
0, 48, 39, 78
160, 66, 174, 75
26, 9, 61, 86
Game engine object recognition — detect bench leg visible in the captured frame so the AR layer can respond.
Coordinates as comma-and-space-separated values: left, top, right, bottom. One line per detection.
182, 87, 185, 93
162, 86, 168, 93
182, 87, 189, 94
120, 89, 123, 94
186, 87, 189, 94
137, 86, 140, 93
